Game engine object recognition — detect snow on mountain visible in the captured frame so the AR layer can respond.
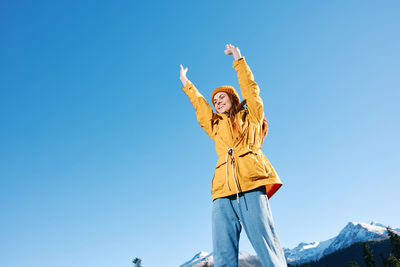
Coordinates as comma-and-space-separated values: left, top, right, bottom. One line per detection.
180, 251, 261, 267
180, 251, 213, 267
181, 221, 400, 266
284, 221, 400, 265
238, 251, 253, 260
284, 237, 335, 264
323, 221, 388, 255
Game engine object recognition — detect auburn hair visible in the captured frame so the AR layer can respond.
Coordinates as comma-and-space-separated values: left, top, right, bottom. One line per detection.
226, 93, 244, 137
211, 93, 269, 145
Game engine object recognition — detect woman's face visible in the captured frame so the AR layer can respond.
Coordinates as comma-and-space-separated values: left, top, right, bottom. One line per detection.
213, 92, 232, 114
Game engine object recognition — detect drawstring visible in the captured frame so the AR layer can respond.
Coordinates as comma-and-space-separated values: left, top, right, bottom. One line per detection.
225, 147, 240, 203
225, 149, 231, 191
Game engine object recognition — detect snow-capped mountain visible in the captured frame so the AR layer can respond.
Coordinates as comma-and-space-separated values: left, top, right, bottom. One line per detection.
284, 237, 336, 264
180, 251, 213, 267
182, 221, 400, 266
180, 251, 260, 267
284, 221, 400, 265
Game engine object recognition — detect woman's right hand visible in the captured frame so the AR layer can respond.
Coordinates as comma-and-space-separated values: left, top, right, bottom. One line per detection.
179, 64, 189, 86
224, 44, 242, 60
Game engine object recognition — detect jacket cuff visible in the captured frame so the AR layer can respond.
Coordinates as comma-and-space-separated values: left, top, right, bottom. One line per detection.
181, 80, 193, 91
232, 56, 245, 68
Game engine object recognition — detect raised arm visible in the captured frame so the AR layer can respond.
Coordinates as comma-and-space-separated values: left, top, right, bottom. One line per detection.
180, 64, 215, 140
224, 44, 264, 123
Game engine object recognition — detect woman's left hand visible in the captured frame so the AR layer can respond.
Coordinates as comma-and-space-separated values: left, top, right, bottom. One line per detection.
224, 44, 242, 60
179, 64, 189, 86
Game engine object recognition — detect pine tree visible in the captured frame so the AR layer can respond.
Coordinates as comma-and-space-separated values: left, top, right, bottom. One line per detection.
363, 242, 378, 267
202, 261, 210, 267
380, 253, 388, 267
388, 227, 400, 259
386, 253, 400, 267
133, 257, 142, 267
348, 261, 360, 267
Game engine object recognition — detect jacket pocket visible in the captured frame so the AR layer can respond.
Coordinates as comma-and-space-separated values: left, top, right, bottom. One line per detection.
237, 151, 267, 180
212, 161, 227, 192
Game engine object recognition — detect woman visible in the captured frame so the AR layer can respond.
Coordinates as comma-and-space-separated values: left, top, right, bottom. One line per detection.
179, 44, 287, 267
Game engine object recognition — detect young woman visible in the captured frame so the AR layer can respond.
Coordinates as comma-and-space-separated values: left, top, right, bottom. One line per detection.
179, 44, 287, 267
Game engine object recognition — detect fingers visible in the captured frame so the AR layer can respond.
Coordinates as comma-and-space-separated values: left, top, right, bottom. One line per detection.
225, 43, 237, 53
179, 64, 188, 75
224, 43, 235, 55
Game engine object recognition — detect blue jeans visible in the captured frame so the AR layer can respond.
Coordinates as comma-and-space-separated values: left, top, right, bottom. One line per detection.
212, 187, 287, 267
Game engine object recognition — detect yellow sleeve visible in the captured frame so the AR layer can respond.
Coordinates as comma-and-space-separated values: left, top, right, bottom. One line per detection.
233, 57, 264, 123
182, 80, 215, 140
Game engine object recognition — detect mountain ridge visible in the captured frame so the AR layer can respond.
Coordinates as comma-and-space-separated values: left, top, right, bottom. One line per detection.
285, 221, 400, 264
181, 221, 400, 266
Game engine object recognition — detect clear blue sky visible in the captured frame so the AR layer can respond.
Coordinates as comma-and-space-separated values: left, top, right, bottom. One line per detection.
1, 1, 399, 266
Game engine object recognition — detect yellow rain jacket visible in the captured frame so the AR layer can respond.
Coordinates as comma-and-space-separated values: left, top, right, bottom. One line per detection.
182, 57, 282, 201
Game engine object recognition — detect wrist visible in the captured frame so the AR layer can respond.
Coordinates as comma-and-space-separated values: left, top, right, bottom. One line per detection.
180, 77, 188, 86
234, 53, 242, 60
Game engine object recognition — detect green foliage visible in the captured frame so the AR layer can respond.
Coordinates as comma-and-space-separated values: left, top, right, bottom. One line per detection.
363, 242, 378, 267
202, 261, 210, 267
294, 237, 398, 267
381, 253, 388, 267
386, 253, 400, 267
388, 227, 400, 259
348, 261, 360, 267
133, 257, 142, 267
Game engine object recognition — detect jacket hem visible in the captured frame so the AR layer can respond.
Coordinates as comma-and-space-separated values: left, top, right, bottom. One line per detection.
211, 181, 282, 201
